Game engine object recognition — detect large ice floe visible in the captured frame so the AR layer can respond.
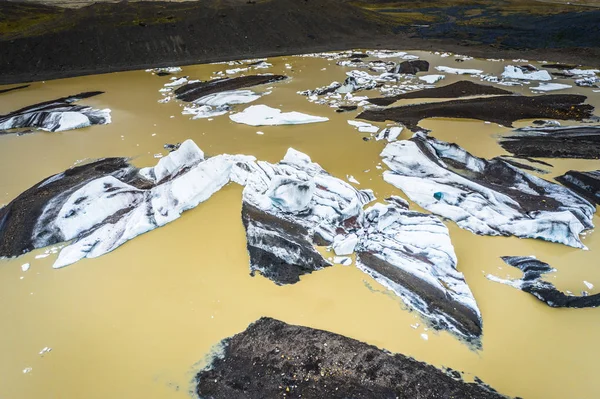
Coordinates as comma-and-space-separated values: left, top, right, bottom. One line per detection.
380, 133, 596, 249
229, 105, 328, 126
0, 92, 111, 134
501, 65, 552, 81
0, 139, 482, 344
486, 256, 600, 308
159, 74, 287, 119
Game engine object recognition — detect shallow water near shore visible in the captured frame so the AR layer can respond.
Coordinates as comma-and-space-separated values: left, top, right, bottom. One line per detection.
0, 50, 599, 399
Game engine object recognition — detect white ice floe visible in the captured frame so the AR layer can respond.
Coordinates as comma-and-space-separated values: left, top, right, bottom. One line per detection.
419, 75, 445, 84
575, 77, 600, 87
333, 233, 359, 255
347, 120, 378, 133
584, 281, 594, 290
356, 199, 481, 341
530, 83, 572, 92
347, 175, 360, 185
21, 263, 30, 272
0, 107, 111, 133
421, 333, 429, 341
435, 66, 483, 75
164, 77, 188, 87
501, 66, 552, 81
226, 68, 249, 75
9, 137, 484, 343
380, 134, 595, 249
39, 347, 52, 356
23, 367, 32, 374
182, 105, 229, 119
229, 105, 328, 126
376, 126, 403, 142
145, 66, 182, 73
333, 256, 352, 266
43, 141, 255, 268
181, 90, 265, 120
566, 69, 599, 77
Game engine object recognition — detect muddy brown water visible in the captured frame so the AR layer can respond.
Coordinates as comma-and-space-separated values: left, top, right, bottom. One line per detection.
0, 51, 599, 399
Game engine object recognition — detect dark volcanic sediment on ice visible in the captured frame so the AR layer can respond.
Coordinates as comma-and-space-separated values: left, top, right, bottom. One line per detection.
499, 126, 600, 159
556, 170, 600, 204
0, 91, 110, 133
174, 75, 287, 102
488, 257, 600, 308
0, 158, 138, 257
357, 94, 594, 130
195, 317, 509, 399
367, 81, 514, 106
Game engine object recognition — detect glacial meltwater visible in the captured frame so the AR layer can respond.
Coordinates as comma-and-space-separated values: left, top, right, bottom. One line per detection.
0, 50, 599, 399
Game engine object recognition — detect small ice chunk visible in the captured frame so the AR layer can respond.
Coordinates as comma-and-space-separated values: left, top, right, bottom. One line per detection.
419, 74, 445, 84
35, 253, 49, 259
411, 323, 420, 329
164, 77, 188, 87
23, 367, 32, 374
584, 281, 594, 290
332, 233, 359, 256
256, 131, 264, 135
39, 347, 52, 356
421, 333, 429, 341
21, 263, 30, 272
530, 83, 572, 92
501, 66, 552, 81
230, 105, 328, 126
333, 256, 352, 266
435, 66, 483, 75
347, 175, 360, 184
347, 120, 378, 133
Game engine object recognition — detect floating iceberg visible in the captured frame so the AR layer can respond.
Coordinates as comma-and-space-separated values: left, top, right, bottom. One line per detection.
487, 256, 600, 308
380, 134, 595, 249
230, 105, 328, 126
435, 66, 483, 75
0, 92, 111, 134
501, 65, 552, 81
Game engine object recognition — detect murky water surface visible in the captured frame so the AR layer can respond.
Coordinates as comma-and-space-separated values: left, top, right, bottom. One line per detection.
0, 50, 599, 399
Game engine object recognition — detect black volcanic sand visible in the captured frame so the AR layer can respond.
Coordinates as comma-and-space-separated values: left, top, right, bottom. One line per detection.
174, 75, 286, 102
1, 0, 600, 84
357, 94, 594, 130
195, 317, 510, 399
499, 126, 600, 159
368, 81, 514, 106
556, 170, 600, 205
